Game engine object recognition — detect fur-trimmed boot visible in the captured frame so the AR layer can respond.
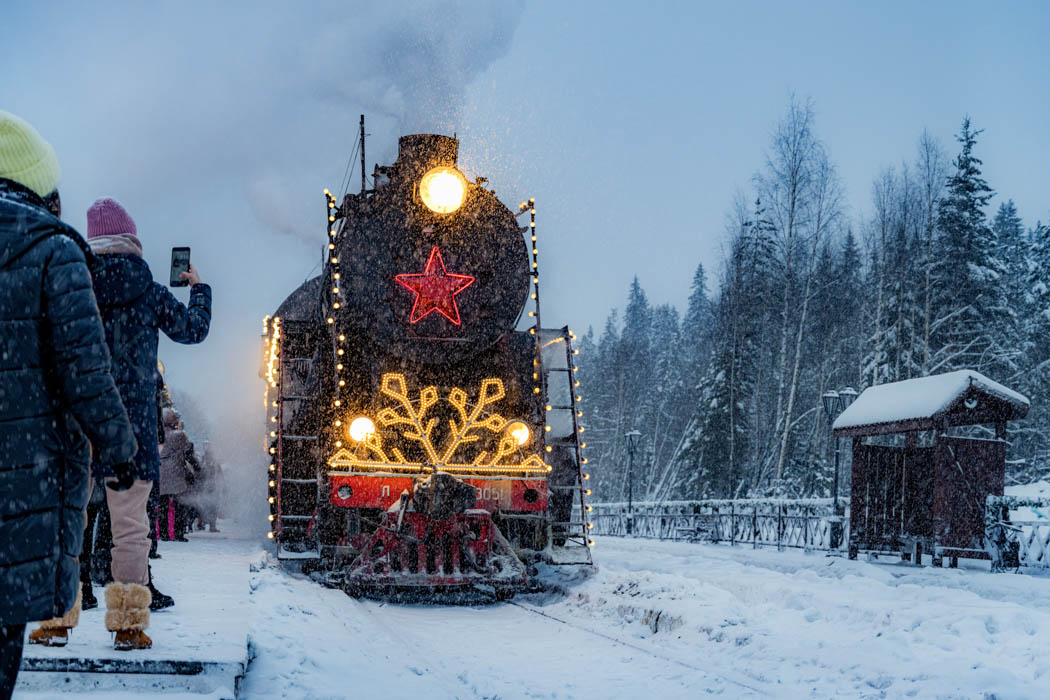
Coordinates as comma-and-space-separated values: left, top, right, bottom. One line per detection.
104, 583, 152, 650
28, 588, 82, 647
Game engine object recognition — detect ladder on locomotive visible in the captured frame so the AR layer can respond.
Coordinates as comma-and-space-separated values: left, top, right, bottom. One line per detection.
274, 320, 322, 560
542, 326, 593, 565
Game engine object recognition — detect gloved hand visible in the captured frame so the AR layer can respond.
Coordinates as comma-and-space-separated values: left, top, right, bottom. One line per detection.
106, 461, 135, 492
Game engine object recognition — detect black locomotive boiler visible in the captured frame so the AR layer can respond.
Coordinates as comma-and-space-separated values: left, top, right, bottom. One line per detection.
261, 133, 591, 596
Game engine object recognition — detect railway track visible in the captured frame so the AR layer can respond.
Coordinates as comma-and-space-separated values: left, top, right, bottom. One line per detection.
341, 585, 770, 698
503, 598, 771, 696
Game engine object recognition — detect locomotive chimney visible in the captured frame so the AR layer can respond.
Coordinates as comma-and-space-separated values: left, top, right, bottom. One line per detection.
397, 134, 459, 180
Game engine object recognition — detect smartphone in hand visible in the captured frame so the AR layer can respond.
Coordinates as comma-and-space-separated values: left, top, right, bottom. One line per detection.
170, 247, 191, 287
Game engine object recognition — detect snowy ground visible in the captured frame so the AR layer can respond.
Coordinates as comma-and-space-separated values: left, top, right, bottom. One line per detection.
17, 522, 1050, 699
15, 530, 251, 700
247, 536, 1050, 699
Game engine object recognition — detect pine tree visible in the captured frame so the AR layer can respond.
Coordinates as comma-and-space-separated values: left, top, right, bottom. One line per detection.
617, 278, 654, 499
589, 310, 622, 500
642, 304, 685, 498
991, 200, 1027, 381
930, 118, 1003, 374
836, 229, 865, 389
1011, 218, 1050, 478
915, 130, 949, 374
681, 263, 713, 391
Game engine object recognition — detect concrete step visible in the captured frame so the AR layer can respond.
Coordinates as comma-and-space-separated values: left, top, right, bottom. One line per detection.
15, 531, 251, 698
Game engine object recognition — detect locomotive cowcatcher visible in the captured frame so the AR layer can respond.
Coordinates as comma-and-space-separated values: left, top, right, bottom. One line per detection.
261, 131, 592, 597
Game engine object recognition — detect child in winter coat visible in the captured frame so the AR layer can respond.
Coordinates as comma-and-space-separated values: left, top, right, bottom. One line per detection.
159, 408, 197, 540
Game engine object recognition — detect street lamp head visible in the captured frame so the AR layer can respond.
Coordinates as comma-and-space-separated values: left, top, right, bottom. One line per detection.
839, 387, 858, 409
821, 390, 840, 417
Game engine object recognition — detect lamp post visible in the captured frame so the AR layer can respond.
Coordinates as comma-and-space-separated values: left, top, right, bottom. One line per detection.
836, 388, 857, 518
822, 390, 842, 515
822, 387, 857, 549
625, 430, 641, 535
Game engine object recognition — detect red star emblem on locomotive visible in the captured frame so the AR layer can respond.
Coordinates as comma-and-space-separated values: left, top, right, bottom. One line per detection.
395, 246, 475, 325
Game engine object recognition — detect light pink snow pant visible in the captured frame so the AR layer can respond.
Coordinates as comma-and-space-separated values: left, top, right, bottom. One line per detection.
105, 479, 153, 586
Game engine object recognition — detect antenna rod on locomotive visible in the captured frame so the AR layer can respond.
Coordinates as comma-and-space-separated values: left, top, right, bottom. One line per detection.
359, 114, 366, 194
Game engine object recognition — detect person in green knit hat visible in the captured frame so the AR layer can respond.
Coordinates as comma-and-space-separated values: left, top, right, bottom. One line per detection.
0, 111, 138, 692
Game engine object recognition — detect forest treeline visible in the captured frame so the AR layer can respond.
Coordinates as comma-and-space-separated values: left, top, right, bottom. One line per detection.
579, 99, 1050, 503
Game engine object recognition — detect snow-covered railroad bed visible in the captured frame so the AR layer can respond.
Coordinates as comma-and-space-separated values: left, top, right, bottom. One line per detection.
247, 537, 1050, 698
558, 538, 1050, 698
244, 555, 759, 698
18, 527, 1050, 698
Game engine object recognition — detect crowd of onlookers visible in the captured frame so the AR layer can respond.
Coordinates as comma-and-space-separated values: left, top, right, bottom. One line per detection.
79, 381, 227, 612
1, 110, 215, 697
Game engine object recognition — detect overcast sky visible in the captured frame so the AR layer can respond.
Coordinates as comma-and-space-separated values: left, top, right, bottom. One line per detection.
3, 0, 1048, 458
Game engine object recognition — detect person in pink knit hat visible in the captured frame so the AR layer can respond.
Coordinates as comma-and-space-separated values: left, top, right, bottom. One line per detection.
29, 197, 212, 651
89, 197, 211, 649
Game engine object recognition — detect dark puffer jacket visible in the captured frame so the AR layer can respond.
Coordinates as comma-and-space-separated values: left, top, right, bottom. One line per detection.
0, 179, 137, 625
90, 250, 211, 482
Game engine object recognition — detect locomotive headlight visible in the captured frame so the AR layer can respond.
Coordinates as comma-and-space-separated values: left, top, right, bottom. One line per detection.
348, 416, 376, 442
419, 167, 466, 214
506, 420, 530, 446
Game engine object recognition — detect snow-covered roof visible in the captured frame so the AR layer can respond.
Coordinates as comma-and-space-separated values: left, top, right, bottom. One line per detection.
832, 370, 1029, 436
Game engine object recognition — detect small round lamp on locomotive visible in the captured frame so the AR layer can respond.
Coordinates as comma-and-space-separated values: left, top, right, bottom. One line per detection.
261, 129, 592, 598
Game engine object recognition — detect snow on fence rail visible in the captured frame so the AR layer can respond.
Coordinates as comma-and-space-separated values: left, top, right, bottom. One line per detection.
590, 496, 1050, 570
589, 499, 846, 551
986, 495, 1050, 570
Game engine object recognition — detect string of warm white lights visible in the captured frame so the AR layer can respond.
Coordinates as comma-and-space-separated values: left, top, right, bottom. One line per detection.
517, 199, 593, 547
264, 315, 282, 540
519, 199, 543, 409
566, 329, 594, 547
261, 315, 272, 413
323, 188, 349, 451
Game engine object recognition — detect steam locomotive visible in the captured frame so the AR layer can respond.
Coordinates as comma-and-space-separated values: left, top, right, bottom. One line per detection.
261, 133, 591, 596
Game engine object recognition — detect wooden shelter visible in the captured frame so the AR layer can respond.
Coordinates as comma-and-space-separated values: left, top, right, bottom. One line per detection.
832, 370, 1029, 566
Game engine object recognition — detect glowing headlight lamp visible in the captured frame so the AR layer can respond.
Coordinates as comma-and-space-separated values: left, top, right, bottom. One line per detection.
419, 166, 466, 214
505, 421, 530, 446
348, 416, 376, 442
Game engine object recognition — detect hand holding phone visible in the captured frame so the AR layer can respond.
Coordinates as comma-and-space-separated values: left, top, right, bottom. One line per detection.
180, 263, 201, 286
170, 247, 190, 287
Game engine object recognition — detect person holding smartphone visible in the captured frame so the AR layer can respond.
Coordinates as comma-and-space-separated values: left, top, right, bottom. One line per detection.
50, 197, 209, 650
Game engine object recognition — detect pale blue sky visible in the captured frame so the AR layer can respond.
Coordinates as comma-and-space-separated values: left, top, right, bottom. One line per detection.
2, 0, 1048, 448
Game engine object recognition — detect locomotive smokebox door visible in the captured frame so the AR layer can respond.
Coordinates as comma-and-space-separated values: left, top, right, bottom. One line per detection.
337, 133, 531, 366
